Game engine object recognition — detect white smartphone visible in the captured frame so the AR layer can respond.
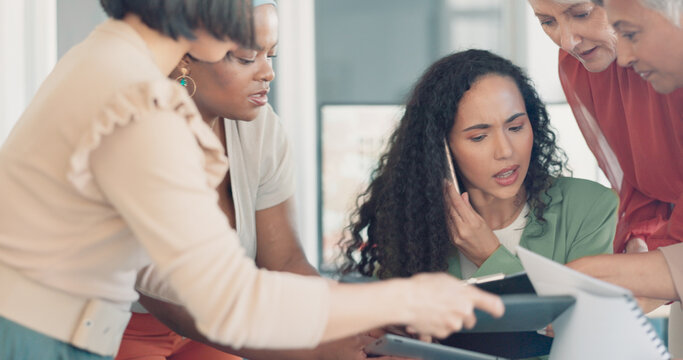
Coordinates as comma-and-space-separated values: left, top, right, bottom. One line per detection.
444, 139, 461, 194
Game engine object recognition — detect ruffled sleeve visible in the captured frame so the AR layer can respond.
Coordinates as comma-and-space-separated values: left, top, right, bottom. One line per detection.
68, 80, 228, 201
68, 79, 331, 349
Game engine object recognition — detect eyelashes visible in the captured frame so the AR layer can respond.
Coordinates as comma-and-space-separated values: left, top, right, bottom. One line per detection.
225, 51, 277, 65
468, 124, 525, 143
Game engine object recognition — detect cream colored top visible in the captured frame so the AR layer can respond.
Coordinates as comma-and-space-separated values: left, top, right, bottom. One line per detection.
224, 105, 296, 257
660, 242, 683, 303
0, 19, 329, 349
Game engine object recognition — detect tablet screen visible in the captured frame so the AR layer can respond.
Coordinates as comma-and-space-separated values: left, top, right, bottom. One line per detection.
462, 294, 575, 333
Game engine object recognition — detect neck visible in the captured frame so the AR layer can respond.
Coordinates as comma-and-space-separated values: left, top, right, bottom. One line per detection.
197, 106, 221, 128
122, 14, 190, 76
467, 187, 526, 230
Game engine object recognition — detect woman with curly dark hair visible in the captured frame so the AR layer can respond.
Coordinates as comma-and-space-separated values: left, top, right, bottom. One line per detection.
341, 49, 617, 282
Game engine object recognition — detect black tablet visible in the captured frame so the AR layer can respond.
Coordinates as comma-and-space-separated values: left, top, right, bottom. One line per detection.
462, 294, 575, 333
441, 294, 575, 358
366, 294, 575, 359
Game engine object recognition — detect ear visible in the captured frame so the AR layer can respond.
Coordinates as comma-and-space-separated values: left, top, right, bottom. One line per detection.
173, 55, 193, 78
176, 54, 192, 72
181, 54, 193, 65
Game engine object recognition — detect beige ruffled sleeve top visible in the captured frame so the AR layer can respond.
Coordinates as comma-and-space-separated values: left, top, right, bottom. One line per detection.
0, 19, 329, 349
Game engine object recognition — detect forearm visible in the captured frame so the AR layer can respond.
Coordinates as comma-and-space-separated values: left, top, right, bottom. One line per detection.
139, 294, 323, 360
636, 297, 668, 314
280, 254, 319, 276
139, 278, 408, 346
140, 281, 419, 360
322, 279, 413, 342
255, 200, 319, 277
143, 271, 503, 352
569, 251, 678, 300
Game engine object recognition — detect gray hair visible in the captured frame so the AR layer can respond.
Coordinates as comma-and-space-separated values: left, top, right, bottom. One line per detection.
593, 0, 682, 26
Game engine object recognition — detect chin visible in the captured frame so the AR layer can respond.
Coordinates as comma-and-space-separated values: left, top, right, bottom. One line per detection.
240, 110, 261, 121
649, 80, 677, 94
579, 50, 616, 73
226, 109, 260, 122
493, 186, 522, 201
582, 59, 613, 73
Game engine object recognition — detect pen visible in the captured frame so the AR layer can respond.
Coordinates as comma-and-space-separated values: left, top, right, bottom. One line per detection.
466, 272, 506, 285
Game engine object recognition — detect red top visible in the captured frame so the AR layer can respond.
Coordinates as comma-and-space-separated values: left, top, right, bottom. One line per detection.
558, 49, 683, 253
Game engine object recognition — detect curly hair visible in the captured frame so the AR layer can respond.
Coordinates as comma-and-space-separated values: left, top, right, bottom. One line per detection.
339, 49, 567, 279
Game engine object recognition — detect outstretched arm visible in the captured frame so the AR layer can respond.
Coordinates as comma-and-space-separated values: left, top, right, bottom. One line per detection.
567, 249, 679, 301
140, 274, 505, 354
135, 192, 505, 356
138, 294, 411, 360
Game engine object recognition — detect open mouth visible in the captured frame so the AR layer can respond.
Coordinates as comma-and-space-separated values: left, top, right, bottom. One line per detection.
248, 90, 269, 106
493, 165, 519, 186
636, 70, 653, 80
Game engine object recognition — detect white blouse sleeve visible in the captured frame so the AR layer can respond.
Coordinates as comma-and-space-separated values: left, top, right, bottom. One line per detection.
255, 105, 295, 210
70, 81, 330, 349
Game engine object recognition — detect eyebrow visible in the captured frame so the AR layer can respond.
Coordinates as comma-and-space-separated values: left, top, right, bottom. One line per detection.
461, 112, 527, 132
250, 41, 279, 52
612, 20, 636, 31
534, 3, 586, 18
563, 3, 585, 14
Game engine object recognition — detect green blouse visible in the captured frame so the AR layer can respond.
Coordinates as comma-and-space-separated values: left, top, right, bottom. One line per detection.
447, 177, 618, 279
447, 177, 617, 360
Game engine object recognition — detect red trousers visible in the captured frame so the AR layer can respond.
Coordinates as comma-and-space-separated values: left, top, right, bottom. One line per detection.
116, 313, 241, 360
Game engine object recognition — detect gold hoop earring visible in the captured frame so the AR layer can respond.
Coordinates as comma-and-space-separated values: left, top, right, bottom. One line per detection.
175, 67, 196, 97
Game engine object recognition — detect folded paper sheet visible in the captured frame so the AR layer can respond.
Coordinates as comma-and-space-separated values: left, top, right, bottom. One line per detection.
517, 246, 670, 360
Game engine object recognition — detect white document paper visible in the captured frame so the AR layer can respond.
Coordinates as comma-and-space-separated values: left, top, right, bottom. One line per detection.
517, 246, 670, 360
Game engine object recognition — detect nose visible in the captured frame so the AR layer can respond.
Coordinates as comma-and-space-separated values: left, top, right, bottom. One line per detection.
559, 24, 581, 53
615, 38, 636, 68
493, 132, 513, 160
258, 58, 275, 82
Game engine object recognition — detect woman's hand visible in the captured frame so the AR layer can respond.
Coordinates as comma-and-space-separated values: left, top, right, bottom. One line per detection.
445, 183, 501, 266
401, 273, 504, 339
312, 333, 415, 360
325, 273, 503, 345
